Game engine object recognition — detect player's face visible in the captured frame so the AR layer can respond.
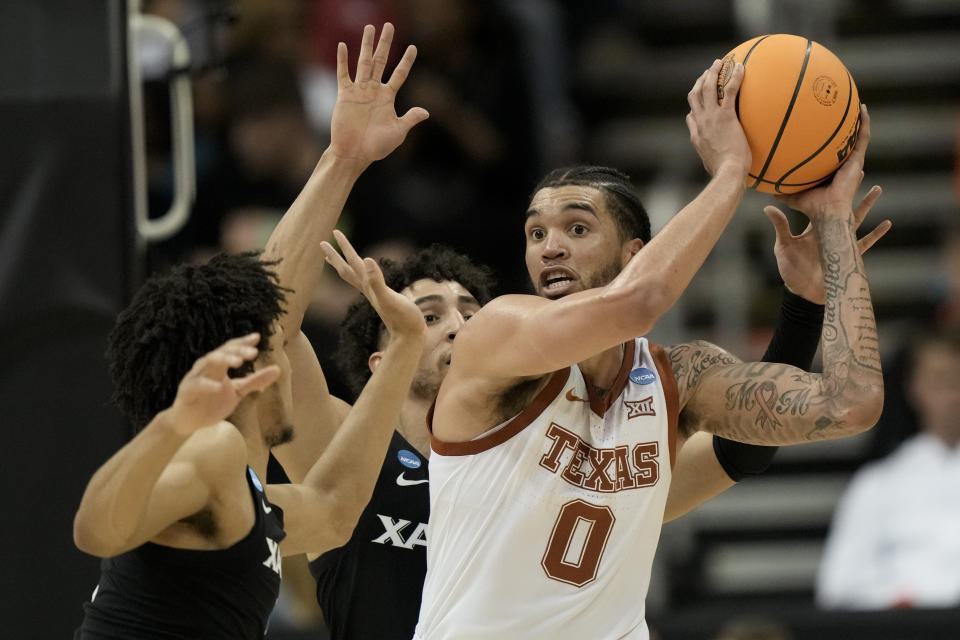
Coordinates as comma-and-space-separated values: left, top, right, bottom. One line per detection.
399, 278, 481, 399
524, 185, 633, 300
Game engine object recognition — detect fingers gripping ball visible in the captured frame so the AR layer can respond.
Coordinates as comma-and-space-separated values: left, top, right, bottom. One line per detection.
718, 34, 860, 194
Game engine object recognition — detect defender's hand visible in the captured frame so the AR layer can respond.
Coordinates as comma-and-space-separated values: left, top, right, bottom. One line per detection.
329, 23, 430, 165
168, 334, 280, 435
320, 230, 426, 340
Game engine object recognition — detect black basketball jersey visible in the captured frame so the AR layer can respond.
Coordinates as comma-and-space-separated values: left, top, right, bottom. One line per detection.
75, 467, 285, 639
310, 431, 429, 640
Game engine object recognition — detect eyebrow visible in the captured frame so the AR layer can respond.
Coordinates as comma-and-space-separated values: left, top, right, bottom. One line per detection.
413, 294, 481, 307
524, 202, 600, 221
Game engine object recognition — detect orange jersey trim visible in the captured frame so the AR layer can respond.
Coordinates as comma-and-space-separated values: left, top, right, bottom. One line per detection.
587, 341, 636, 417
429, 368, 570, 456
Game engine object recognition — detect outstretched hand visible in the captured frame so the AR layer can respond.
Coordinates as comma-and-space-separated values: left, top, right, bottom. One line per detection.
329, 23, 430, 165
320, 230, 426, 340
765, 184, 891, 304
168, 334, 280, 435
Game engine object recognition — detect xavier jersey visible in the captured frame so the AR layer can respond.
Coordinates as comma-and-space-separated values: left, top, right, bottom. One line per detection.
416, 338, 678, 640
310, 431, 430, 640
75, 467, 285, 639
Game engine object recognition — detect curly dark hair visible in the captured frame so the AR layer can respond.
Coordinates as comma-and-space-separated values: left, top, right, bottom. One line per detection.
106, 252, 289, 430
531, 165, 651, 244
335, 245, 496, 400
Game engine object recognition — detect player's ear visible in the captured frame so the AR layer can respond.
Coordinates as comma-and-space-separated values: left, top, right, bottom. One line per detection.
622, 238, 644, 264
368, 352, 384, 374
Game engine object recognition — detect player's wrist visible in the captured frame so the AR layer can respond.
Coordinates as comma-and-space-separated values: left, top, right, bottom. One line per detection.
781, 285, 826, 315
154, 406, 204, 439
809, 203, 856, 226
712, 160, 750, 187
320, 146, 371, 177
783, 282, 824, 305
382, 327, 427, 351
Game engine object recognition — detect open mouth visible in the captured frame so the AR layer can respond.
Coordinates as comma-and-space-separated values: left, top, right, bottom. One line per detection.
540, 267, 576, 297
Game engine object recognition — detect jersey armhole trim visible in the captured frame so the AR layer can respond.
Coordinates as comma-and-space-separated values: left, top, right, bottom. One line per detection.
428, 368, 570, 456
589, 340, 636, 417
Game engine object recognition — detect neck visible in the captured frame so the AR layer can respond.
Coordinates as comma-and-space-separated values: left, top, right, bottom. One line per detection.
578, 343, 625, 392
397, 394, 433, 459
231, 404, 270, 480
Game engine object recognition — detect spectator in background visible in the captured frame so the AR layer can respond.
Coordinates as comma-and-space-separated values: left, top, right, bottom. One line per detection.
866, 224, 960, 460
221, 55, 323, 217
816, 326, 960, 610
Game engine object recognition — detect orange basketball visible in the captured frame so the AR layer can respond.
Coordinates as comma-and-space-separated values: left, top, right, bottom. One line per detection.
718, 34, 860, 194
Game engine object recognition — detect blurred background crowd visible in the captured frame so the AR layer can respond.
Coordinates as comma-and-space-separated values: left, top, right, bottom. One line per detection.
126, 0, 960, 636
3, 0, 959, 638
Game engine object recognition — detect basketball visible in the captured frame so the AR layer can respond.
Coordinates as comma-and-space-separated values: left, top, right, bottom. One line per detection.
717, 34, 860, 194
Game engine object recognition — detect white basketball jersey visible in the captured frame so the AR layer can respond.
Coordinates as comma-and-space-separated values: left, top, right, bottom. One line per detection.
415, 338, 678, 640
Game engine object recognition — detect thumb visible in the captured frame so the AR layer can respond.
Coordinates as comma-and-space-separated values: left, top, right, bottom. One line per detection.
234, 365, 281, 397
719, 62, 745, 109
363, 257, 390, 298
398, 107, 429, 132
763, 205, 793, 244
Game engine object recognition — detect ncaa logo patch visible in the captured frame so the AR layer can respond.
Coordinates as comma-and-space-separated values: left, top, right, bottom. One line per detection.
398, 449, 421, 469
248, 467, 264, 491
629, 367, 657, 385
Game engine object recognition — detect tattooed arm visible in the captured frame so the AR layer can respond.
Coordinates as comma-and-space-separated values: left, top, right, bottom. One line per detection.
670, 105, 884, 445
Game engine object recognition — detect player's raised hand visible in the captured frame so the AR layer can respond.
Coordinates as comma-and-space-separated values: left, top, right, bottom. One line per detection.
686, 59, 751, 178
329, 23, 430, 165
320, 230, 426, 341
764, 183, 891, 303
168, 334, 280, 435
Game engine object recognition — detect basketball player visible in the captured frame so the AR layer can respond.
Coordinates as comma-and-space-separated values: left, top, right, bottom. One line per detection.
414, 68, 885, 638
73, 244, 423, 639
269, 246, 493, 640
72, 26, 429, 639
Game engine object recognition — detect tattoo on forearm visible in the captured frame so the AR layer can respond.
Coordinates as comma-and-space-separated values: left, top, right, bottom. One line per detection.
724, 379, 782, 430
674, 224, 883, 444
822, 249, 843, 331
669, 342, 739, 392
819, 220, 882, 376
806, 415, 847, 440
852, 288, 881, 371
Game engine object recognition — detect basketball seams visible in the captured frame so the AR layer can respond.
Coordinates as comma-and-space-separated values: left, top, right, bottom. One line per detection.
774, 69, 855, 193
751, 38, 813, 188
748, 174, 830, 188
734, 35, 771, 120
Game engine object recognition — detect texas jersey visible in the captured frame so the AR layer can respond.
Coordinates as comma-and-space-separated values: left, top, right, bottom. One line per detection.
309, 430, 430, 640
415, 338, 678, 640
75, 467, 285, 639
